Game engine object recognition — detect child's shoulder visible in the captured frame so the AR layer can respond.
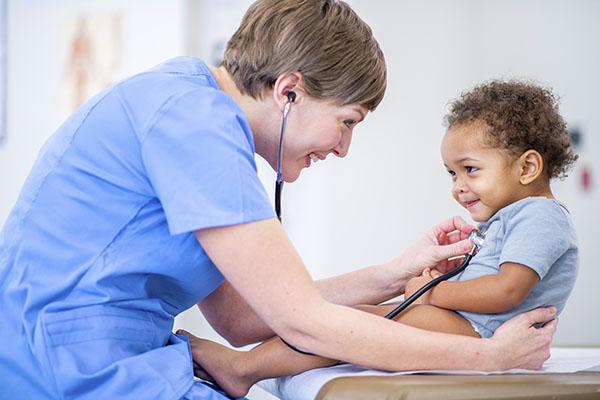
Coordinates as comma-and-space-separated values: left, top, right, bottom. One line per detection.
498, 196, 572, 226
483, 197, 578, 254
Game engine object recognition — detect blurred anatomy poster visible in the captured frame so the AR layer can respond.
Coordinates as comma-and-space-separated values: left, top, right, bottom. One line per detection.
0, 0, 6, 142
61, 14, 122, 118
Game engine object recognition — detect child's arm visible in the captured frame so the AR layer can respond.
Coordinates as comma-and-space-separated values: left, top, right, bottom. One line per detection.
423, 263, 540, 313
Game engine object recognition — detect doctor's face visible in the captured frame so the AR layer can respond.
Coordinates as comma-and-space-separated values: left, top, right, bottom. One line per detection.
280, 97, 367, 182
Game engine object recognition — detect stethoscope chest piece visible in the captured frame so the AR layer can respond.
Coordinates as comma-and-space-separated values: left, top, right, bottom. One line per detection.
468, 229, 485, 251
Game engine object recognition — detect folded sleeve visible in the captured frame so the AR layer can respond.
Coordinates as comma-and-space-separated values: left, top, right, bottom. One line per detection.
499, 200, 571, 279
141, 88, 275, 235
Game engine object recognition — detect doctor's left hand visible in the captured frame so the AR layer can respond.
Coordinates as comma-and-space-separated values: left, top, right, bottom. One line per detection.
387, 216, 474, 285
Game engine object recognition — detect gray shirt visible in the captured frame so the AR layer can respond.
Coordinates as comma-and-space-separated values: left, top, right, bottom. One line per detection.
450, 197, 579, 338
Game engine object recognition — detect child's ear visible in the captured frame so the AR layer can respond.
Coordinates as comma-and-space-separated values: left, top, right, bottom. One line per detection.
518, 150, 544, 185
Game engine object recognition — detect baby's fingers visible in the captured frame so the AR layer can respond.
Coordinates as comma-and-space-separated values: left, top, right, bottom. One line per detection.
430, 269, 443, 279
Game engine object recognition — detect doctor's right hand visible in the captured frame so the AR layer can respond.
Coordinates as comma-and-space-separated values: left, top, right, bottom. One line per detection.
389, 216, 474, 283
489, 306, 558, 370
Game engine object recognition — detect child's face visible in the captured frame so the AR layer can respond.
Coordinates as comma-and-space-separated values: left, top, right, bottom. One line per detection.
441, 121, 524, 222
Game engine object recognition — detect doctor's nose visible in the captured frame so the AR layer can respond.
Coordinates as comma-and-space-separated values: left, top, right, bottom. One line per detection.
333, 132, 353, 158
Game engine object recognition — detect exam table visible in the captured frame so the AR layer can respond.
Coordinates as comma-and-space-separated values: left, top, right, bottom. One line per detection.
259, 347, 600, 400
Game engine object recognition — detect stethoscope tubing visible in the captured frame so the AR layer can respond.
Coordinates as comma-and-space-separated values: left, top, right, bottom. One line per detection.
384, 249, 475, 320
275, 98, 293, 222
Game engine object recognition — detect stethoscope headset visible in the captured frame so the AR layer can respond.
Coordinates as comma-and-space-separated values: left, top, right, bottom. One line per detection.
275, 90, 296, 222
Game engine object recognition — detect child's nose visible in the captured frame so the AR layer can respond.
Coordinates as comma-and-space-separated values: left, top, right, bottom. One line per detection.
452, 178, 467, 194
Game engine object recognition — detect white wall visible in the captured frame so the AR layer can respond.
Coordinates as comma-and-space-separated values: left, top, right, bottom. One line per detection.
1, 1, 599, 398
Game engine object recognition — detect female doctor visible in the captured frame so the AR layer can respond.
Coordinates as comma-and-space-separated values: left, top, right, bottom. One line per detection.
0, 0, 557, 399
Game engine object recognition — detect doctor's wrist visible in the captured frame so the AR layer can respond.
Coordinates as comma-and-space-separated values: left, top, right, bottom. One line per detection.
479, 338, 508, 371
380, 258, 415, 296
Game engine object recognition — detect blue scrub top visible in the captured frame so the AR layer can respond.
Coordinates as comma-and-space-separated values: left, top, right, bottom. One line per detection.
0, 57, 275, 399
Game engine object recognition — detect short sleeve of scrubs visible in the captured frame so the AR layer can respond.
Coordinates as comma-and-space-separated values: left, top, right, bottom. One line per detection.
141, 88, 275, 235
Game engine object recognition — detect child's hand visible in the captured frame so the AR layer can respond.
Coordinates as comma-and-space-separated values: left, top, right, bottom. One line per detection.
404, 268, 436, 304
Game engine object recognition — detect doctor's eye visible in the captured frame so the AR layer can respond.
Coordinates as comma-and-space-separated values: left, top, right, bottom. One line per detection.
343, 119, 356, 128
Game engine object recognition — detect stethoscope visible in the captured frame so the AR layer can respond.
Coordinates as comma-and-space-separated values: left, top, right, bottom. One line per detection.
274, 91, 486, 354
275, 90, 296, 222
384, 229, 486, 319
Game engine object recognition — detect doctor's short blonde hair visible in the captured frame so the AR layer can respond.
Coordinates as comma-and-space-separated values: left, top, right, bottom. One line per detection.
222, 0, 387, 111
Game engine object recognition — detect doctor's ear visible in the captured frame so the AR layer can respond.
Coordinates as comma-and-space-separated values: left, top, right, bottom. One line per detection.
272, 72, 304, 110
517, 149, 545, 185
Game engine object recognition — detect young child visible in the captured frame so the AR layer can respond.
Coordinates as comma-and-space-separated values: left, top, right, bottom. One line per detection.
182, 80, 579, 398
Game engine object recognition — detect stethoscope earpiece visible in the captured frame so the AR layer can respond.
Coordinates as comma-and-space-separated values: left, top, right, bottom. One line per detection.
286, 91, 296, 103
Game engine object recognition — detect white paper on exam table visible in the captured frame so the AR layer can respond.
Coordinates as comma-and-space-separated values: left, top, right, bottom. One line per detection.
258, 347, 600, 400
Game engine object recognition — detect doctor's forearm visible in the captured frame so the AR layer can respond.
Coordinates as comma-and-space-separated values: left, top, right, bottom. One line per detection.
198, 264, 405, 347
315, 262, 410, 306
285, 300, 499, 372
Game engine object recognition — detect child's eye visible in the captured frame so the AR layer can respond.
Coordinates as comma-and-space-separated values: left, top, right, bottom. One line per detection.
343, 119, 356, 128
447, 170, 456, 178
466, 166, 478, 173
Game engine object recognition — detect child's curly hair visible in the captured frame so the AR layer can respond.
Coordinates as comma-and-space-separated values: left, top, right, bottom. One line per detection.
444, 80, 578, 179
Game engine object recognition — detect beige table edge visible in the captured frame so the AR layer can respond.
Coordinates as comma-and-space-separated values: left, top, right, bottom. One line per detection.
315, 371, 600, 400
